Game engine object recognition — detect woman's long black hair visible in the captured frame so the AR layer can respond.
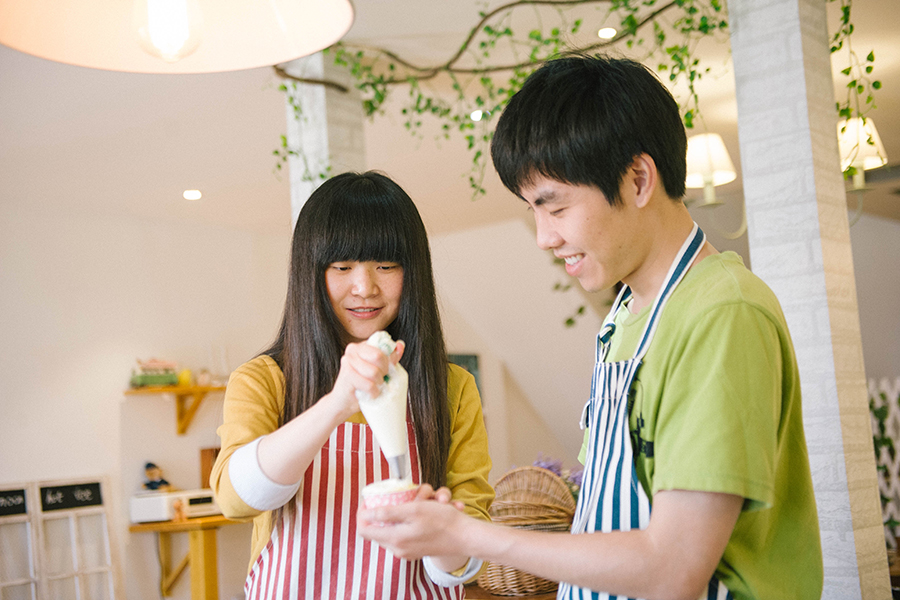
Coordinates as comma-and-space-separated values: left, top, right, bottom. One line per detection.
264, 171, 451, 489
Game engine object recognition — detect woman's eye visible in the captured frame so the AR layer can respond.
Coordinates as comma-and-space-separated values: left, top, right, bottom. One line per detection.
331, 265, 351, 272
378, 264, 398, 271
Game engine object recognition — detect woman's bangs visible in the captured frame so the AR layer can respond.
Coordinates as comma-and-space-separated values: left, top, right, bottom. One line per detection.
320, 201, 407, 266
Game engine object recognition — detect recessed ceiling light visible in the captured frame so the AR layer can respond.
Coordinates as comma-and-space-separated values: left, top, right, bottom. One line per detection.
470, 109, 484, 122
597, 27, 617, 39
183, 190, 202, 201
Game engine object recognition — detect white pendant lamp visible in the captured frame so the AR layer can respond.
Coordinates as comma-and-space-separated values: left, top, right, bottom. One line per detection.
837, 117, 888, 189
0, 0, 354, 74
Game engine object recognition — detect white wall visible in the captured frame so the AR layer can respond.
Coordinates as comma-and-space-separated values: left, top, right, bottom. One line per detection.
438, 247, 585, 486
0, 45, 292, 599
432, 220, 601, 471
0, 202, 289, 599
440, 300, 511, 483
850, 213, 900, 380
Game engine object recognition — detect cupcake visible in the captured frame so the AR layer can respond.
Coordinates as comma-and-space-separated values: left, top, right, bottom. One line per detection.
362, 479, 419, 510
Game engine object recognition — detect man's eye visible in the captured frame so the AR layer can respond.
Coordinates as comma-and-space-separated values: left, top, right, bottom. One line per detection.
550, 208, 565, 217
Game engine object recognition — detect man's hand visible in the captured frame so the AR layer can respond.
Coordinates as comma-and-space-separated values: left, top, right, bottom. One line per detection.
357, 484, 469, 561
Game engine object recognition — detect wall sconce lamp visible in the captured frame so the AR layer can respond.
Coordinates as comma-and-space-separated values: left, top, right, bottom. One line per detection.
0, 0, 354, 74
685, 132, 746, 239
837, 117, 888, 225
685, 133, 737, 207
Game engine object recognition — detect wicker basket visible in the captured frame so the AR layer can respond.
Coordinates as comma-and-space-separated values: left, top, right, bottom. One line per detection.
476, 467, 576, 596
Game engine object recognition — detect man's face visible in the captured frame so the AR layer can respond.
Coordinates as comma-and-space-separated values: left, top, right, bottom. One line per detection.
518, 176, 641, 293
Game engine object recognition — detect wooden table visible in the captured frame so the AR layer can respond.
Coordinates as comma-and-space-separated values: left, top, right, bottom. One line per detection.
129, 515, 239, 600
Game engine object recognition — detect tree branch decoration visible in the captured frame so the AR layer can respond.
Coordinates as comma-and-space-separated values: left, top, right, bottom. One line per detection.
274, 0, 729, 194
274, 0, 877, 327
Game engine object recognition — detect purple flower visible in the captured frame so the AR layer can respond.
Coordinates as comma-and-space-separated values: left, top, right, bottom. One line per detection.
568, 469, 583, 488
533, 453, 562, 476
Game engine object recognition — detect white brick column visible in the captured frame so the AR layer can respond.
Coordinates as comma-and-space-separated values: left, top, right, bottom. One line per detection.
280, 53, 366, 225
729, 0, 890, 597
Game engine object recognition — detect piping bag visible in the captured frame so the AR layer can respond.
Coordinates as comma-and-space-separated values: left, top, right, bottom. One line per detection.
355, 331, 411, 481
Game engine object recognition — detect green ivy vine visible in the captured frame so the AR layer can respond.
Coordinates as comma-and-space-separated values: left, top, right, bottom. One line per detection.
274, 0, 878, 327
869, 388, 900, 546
276, 0, 729, 197
829, 0, 884, 180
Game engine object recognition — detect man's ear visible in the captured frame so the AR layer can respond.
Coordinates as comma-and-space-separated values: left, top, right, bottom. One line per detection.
628, 154, 659, 209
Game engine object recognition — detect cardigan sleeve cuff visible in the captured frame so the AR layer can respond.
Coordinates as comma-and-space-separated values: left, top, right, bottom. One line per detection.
422, 556, 483, 587
228, 436, 301, 511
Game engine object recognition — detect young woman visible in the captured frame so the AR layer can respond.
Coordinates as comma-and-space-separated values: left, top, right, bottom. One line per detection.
210, 171, 493, 599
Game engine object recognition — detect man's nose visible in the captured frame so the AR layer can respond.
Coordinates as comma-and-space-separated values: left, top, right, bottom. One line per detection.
534, 213, 561, 251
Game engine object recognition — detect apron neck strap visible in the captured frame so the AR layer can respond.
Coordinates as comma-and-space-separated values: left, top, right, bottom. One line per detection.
597, 223, 706, 362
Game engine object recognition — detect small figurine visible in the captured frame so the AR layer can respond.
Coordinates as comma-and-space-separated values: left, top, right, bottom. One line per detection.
172, 498, 187, 522
142, 462, 171, 492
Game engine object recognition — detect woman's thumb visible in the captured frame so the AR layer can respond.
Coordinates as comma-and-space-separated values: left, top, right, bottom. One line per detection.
391, 340, 406, 364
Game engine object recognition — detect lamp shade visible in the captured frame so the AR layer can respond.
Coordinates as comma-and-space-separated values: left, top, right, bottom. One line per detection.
0, 0, 354, 74
685, 133, 737, 189
837, 117, 888, 171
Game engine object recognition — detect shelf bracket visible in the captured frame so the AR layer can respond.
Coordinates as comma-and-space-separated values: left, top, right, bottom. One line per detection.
175, 391, 207, 435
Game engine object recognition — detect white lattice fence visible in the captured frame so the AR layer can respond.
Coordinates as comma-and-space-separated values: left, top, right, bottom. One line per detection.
869, 377, 900, 548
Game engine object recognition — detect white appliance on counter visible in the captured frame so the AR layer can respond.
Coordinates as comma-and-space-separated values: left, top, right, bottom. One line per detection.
130, 489, 220, 523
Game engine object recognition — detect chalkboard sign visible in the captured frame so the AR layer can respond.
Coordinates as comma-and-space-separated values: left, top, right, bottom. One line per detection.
0, 479, 116, 599
0, 488, 27, 517
40, 482, 103, 512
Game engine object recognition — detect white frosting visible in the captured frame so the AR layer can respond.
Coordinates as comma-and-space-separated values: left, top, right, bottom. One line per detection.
355, 331, 409, 459
362, 478, 417, 498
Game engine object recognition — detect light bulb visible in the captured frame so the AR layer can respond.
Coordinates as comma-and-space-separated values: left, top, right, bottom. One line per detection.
134, 0, 204, 63
597, 27, 617, 39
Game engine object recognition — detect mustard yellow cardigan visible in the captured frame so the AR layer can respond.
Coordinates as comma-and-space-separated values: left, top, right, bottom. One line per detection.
210, 355, 494, 572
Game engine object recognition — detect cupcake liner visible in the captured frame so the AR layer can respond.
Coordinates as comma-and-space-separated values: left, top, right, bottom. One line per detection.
362, 485, 418, 510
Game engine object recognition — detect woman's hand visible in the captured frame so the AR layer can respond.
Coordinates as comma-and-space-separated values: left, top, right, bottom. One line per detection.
329, 339, 405, 417
257, 339, 405, 486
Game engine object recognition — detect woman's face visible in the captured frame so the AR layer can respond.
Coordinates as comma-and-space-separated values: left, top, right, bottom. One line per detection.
325, 261, 404, 344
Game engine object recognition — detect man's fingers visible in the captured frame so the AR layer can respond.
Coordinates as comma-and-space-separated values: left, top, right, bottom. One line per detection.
414, 484, 436, 501
432, 486, 453, 503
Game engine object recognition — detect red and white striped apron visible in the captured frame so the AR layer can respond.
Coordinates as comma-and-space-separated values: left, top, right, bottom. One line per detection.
244, 419, 465, 600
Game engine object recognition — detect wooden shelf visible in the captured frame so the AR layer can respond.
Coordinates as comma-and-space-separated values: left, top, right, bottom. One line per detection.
125, 386, 226, 435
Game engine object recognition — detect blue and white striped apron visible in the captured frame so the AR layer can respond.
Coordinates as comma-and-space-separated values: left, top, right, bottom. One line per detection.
557, 223, 732, 600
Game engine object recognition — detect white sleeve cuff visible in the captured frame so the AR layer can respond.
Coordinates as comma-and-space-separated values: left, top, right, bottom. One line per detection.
228, 436, 301, 511
422, 556, 483, 587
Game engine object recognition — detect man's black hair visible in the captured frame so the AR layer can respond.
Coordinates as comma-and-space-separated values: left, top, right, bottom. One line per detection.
490, 54, 687, 205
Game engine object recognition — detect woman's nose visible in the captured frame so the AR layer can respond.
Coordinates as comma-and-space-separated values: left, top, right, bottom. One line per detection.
351, 267, 378, 297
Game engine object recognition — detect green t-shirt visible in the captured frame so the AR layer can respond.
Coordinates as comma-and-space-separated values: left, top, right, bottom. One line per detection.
579, 252, 823, 600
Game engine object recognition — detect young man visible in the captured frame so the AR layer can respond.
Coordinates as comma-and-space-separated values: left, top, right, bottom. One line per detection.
359, 55, 823, 600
